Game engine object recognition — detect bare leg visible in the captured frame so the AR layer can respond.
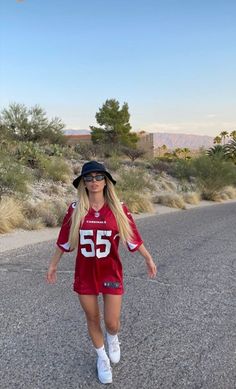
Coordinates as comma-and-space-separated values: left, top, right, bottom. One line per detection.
103, 294, 122, 335
78, 294, 104, 348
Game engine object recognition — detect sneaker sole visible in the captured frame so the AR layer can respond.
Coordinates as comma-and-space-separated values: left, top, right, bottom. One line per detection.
97, 375, 112, 384
97, 368, 112, 384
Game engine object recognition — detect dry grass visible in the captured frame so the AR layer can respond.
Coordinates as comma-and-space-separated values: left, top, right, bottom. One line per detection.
160, 179, 177, 192
23, 199, 68, 228
211, 186, 236, 202
22, 218, 44, 230
182, 192, 201, 205
121, 191, 155, 214
153, 192, 186, 209
0, 197, 24, 233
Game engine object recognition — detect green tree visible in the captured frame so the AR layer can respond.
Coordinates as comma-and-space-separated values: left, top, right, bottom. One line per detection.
207, 144, 226, 159
220, 130, 229, 145
230, 130, 236, 140
122, 146, 146, 162
0, 103, 65, 144
90, 99, 138, 147
224, 139, 236, 164
213, 136, 222, 144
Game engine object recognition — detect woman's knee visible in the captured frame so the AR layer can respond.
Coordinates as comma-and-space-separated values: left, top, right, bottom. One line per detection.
105, 319, 120, 334
86, 312, 101, 327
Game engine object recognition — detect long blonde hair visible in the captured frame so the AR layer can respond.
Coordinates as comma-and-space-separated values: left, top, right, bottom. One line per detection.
68, 177, 133, 250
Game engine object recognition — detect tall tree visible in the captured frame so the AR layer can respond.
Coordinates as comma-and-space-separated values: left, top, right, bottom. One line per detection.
90, 99, 138, 147
0, 103, 65, 144
230, 130, 236, 140
224, 139, 236, 164
213, 136, 222, 144
220, 131, 229, 145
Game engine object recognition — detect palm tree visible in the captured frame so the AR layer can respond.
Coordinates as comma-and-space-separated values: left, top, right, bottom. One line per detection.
230, 130, 236, 140
182, 147, 191, 160
207, 145, 225, 158
213, 136, 222, 144
173, 148, 183, 158
224, 139, 236, 164
220, 131, 229, 145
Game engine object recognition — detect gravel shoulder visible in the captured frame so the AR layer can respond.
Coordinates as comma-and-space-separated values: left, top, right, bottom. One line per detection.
0, 199, 236, 253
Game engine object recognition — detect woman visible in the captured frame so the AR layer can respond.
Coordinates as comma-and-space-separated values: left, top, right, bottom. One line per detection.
46, 160, 157, 384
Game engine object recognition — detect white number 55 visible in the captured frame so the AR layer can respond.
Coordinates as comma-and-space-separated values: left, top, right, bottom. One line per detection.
80, 230, 112, 259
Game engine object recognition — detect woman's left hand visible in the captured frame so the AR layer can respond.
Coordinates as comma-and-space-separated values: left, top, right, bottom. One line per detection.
146, 258, 157, 278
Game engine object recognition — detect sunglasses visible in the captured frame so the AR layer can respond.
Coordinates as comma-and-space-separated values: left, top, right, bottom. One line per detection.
83, 174, 105, 182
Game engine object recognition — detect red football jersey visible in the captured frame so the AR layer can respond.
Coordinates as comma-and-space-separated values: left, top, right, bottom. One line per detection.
56, 202, 143, 295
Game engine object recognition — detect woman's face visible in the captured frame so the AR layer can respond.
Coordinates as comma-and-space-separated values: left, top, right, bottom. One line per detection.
83, 172, 106, 194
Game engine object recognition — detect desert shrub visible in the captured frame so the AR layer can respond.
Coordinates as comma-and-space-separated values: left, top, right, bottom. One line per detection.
37, 204, 58, 227
43, 144, 64, 157
0, 197, 24, 233
0, 152, 31, 198
50, 199, 68, 225
169, 159, 195, 181
105, 156, 121, 171
22, 218, 44, 230
120, 191, 154, 214
192, 156, 236, 200
147, 158, 173, 174
23, 199, 67, 228
15, 141, 43, 168
158, 178, 177, 192
74, 143, 98, 160
38, 156, 72, 183
153, 193, 186, 209
182, 192, 201, 204
121, 146, 146, 162
73, 163, 83, 175
117, 168, 155, 194
211, 186, 236, 202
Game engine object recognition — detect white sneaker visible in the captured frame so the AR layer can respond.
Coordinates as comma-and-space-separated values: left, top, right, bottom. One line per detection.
97, 357, 112, 384
107, 334, 121, 364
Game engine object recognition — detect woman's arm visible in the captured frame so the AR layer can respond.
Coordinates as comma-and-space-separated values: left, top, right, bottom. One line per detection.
138, 244, 157, 278
46, 246, 64, 284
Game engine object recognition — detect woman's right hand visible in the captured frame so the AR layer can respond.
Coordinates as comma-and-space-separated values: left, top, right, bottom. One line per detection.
46, 264, 57, 284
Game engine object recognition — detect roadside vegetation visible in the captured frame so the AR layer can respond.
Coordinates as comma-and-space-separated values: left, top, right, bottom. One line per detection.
0, 102, 236, 233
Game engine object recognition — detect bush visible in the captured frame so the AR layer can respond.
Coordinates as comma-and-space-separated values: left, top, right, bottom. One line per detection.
147, 158, 174, 174
37, 156, 72, 183
15, 141, 43, 168
153, 193, 186, 209
169, 159, 195, 181
105, 156, 121, 172
23, 199, 68, 228
117, 168, 155, 193
192, 156, 236, 200
120, 191, 154, 214
0, 152, 31, 198
0, 197, 24, 233
211, 186, 236, 202
182, 192, 201, 204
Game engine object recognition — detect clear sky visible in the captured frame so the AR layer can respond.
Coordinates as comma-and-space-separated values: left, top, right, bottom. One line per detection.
1, 0, 236, 136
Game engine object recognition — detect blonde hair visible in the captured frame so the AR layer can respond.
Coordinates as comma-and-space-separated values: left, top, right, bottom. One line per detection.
68, 177, 133, 250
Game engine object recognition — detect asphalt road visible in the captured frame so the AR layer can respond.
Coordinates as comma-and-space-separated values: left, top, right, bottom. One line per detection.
1, 203, 236, 389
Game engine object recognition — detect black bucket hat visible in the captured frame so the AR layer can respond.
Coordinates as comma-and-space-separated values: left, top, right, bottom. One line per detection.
73, 160, 116, 188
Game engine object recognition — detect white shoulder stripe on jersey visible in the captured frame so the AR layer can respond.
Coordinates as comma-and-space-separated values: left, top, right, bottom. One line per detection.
59, 242, 71, 250
127, 242, 138, 250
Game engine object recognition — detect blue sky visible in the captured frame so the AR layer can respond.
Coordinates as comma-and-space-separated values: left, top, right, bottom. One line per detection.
1, 0, 236, 136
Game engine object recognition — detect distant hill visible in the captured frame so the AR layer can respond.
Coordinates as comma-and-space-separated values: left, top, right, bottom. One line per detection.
153, 132, 214, 150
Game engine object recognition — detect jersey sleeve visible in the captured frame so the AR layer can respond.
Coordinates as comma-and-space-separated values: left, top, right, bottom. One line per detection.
56, 202, 76, 252
122, 203, 144, 252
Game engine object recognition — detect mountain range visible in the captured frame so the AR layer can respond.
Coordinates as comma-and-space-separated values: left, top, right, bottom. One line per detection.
153, 132, 214, 149
64, 129, 214, 149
